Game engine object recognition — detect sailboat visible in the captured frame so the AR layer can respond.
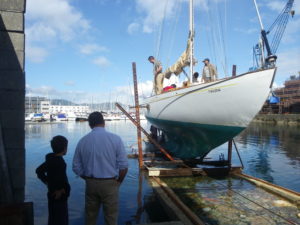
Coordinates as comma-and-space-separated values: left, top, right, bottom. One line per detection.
143, 0, 294, 159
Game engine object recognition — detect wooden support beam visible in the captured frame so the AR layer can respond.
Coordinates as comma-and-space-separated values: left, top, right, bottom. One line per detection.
234, 172, 300, 205
132, 62, 144, 168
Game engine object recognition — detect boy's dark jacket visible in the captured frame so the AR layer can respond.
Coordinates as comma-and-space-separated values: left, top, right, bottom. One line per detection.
36, 153, 70, 201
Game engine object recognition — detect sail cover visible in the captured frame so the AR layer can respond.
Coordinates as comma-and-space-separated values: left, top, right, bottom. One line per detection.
163, 38, 194, 79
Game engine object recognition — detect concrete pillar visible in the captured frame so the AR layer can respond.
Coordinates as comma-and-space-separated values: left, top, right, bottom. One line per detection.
0, 0, 26, 204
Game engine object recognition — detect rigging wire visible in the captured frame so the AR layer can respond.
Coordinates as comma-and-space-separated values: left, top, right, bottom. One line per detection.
155, 0, 169, 60
216, 2, 228, 76
166, 1, 182, 67
206, 0, 228, 77
207, 2, 221, 74
204, 6, 217, 70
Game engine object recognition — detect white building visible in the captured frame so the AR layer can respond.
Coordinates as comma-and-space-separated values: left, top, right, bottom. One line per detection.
40, 101, 50, 114
25, 97, 50, 114
49, 105, 90, 114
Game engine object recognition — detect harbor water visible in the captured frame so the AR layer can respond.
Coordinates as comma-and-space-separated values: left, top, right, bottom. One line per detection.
25, 121, 300, 224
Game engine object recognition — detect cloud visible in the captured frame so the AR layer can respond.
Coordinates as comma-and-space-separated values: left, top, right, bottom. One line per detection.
265, 1, 285, 12
26, 0, 90, 42
127, 22, 140, 34
276, 47, 300, 80
26, 80, 154, 104
79, 44, 108, 55
26, 85, 88, 102
265, 0, 300, 13
281, 18, 300, 44
26, 45, 48, 63
234, 28, 258, 34
26, 0, 91, 62
64, 81, 76, 86
134, 0, 180, 33
92, 56, 111, 67
131, 0, 224, 33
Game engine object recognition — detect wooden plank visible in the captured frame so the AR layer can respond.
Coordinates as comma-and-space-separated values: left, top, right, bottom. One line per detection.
0, 123, 14, 203
149, 178, 195, 225
151, 177, 205, 225
235, 173, 300, 204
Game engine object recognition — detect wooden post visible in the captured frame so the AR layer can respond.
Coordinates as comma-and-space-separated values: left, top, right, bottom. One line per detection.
227, 140, 232, 168
227, 64, 237, 168
232, 65, 237, 77
0, 124, 14, 203
132, 62, 144, 168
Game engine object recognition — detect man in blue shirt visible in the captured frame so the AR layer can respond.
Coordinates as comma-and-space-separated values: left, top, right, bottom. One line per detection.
72, 111, 128, 225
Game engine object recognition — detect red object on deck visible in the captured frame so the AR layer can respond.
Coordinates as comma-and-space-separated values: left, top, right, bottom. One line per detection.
163, 86, 175, 92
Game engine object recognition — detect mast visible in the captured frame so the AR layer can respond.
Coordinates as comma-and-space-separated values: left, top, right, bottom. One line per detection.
253, 0, 264, 30
189, 0, 194, 82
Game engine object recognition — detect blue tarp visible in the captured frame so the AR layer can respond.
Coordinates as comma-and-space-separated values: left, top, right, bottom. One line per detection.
57, 114, 67, 118
269, 96, 280, 104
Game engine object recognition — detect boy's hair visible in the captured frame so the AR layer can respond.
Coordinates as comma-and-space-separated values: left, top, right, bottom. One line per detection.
148, 56, 154, 61
88, 111, 104, 128
50, 135, 68, 154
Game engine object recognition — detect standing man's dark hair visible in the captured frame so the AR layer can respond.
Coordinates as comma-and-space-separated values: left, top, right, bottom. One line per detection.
88, 111, 104, 128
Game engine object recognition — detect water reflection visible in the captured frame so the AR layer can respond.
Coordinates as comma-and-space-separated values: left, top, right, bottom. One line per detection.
25, 121, 300, 224
207, 123, 300, 192
25, 121, 167, 225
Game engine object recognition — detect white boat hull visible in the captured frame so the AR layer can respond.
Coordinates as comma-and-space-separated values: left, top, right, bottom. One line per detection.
143, 68, 276, 159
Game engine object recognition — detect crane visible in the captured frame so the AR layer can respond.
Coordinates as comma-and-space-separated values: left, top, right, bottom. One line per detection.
253, 0, 295, 69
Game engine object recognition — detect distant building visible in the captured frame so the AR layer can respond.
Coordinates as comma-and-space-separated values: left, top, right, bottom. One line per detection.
25, 96, 50, 114
49, 105, 90, 114
261, 73, 300, 114
25, 96, 90, 115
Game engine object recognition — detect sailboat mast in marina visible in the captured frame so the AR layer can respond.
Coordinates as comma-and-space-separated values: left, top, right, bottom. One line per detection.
143, 0, 295, 159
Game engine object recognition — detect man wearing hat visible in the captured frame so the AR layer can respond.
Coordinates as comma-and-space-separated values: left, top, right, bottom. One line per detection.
201, 58, 217, 83
148, 56, 164, 94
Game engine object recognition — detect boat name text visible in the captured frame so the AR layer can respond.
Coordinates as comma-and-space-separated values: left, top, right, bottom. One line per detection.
208, 88, 221, 93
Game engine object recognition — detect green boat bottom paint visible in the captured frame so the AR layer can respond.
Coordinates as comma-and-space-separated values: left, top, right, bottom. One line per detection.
146, 117, 245, 159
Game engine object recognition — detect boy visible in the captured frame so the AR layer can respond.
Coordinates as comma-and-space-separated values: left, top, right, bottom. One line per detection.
36, 135, 70, 225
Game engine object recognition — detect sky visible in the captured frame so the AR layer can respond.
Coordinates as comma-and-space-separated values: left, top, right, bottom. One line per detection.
25, 0, 300, 104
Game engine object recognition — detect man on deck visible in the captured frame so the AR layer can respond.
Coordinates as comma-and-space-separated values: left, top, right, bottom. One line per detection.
148, 56, 163, 94
201, 58, 217, 83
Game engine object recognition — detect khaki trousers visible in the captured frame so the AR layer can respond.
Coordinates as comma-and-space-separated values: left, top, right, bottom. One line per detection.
85, 179, 120, 225
155, 73, 164, 94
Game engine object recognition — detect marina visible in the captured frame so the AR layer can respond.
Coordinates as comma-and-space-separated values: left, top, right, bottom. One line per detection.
0, 0, 300, 224
24, 120, 300, 224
